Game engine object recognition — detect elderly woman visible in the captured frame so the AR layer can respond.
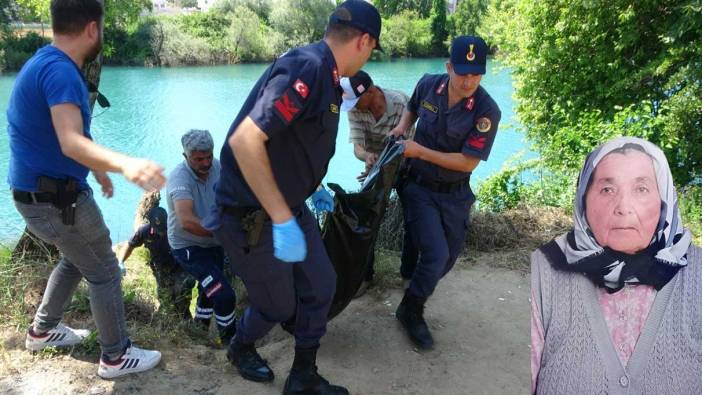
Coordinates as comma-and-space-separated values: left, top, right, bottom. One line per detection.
531, 137, 701, 394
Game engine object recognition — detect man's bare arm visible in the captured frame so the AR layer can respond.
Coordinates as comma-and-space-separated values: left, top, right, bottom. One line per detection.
401, 140, 480, 173
51, 103, 165, 191
119, 244, 135, 263
174, 199, 213, 237
389, 109, 418, 137
228, 116, 292, 224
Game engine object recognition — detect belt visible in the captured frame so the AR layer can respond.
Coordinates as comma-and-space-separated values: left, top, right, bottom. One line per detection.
221, 204, 306, 219
221, 205, 260, 218
12, 189, 56, 204
408, 169, 468, 194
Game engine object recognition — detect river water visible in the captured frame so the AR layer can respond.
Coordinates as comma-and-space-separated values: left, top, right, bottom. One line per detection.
0, 58, 528, 243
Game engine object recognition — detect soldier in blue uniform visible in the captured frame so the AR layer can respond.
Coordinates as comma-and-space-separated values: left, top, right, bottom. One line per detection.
390, 36, 501, 350
202, 1, 381, 393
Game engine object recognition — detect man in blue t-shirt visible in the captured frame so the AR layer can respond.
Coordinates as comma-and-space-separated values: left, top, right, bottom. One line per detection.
202, 1, 381, 393
7, 0, 165, 379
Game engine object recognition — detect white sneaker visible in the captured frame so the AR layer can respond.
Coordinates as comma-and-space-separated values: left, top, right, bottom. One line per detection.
25, 323, 91, 351
97, 344, 162, 379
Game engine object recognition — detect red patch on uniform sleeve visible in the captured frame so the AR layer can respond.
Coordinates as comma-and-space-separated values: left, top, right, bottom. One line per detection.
467, 134, 486, 150
293, 79, 309, 99
274, 92, 299, 123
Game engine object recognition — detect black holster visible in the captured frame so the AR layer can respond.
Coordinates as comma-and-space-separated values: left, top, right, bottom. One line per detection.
240, 209, 267, 247
223, 206, 268, 247
37, 176, 80, 225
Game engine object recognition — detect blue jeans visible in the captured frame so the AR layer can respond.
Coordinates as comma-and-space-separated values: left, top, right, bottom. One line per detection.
14, 190, 129, 358
171, 245, 236, 330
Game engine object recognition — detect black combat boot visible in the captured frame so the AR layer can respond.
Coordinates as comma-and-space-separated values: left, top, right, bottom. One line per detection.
218, 323, 237, 346
283, 346, 349, 395
395, 289, 434, 349
227, 336, 274, 382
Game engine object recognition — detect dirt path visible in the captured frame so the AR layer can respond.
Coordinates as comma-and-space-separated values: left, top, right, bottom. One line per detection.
0, 262, 529, 395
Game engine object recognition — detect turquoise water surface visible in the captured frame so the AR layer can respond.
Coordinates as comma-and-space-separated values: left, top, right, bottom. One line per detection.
0, 58, 527, 243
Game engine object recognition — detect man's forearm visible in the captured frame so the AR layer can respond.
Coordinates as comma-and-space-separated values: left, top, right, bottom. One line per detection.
229, 117, 292, 224
120, 244, 135, 263
61, 132, 130, 173
418, 147, 480, 173
353, 143, 368, 161
182, 218, 213, 237
394, 110, 418, 135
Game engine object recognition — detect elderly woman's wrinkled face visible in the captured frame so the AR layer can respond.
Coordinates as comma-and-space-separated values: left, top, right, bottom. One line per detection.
585, 151, 661, 254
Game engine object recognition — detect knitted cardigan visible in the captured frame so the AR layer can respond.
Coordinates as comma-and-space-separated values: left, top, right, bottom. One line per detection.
532, 244, 702, 395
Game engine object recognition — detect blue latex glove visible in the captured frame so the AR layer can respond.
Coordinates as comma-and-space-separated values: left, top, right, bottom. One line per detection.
118, 261, 127, 277
273, 217, 307, 263
311, 186, 334, 213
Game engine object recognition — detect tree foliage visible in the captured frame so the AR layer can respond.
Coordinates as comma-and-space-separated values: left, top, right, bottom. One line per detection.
214, 0, 272, 21
373, 0, 432, 18
269, 0, 334, 50
429, 0, 447, 55
448, 0, 489, 39
379, 10, 432, 58
487, 0, 702, 186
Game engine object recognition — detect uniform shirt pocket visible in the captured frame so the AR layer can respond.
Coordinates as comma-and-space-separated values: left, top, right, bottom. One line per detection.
321, 107, 340, 136
418, 107, 438, 124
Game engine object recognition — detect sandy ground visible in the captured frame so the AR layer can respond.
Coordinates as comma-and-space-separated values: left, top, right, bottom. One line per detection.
0, 261, 529, 395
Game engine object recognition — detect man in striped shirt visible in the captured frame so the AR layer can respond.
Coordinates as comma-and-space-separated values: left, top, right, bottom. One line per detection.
341, 70, 416, 295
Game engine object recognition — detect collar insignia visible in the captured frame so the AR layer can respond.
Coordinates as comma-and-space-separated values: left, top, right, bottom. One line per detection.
465, 96, 475, 111
332, 67, 340, 87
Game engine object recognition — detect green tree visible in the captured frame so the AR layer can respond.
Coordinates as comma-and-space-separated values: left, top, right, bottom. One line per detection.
429, 0, 447, 55
488, 0, 702, 186
105, 0, 151, 29
227, 5, 281, 61
380, 10, 432, 58
373, 0, 432, 18
176, 0, 198, 7
448, 0, 489, 39
103, 0, 152, 58
15, 0, 49, 35
214, 0, 272, 21
269, 0, 334, 49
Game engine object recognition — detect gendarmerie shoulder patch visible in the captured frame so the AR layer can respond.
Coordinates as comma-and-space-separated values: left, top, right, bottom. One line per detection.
421, 100, 438, 113
476, 117, 491, 133
330, 103, 339, 114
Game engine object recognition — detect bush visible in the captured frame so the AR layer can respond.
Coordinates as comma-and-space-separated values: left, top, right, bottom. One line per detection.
680, 185, 702, 245
486, 0, 702, 188
475, 158, 575, 213
227, 6, 282, 62
1, 31, 50, 71
380, 10, 432, 58
157, 17, 217, 66
269, 0, 334, 50
105, 18, 158, 65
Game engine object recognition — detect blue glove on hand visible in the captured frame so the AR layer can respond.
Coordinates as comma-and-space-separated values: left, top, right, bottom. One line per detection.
311, 187, 334, 213
273, 217, 307, 263
118, 261, 127, 277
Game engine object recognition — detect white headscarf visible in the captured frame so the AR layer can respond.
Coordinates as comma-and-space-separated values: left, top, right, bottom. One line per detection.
555, 136, 692, 290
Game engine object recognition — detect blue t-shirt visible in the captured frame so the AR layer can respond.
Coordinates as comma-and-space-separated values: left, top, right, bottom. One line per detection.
6, 45, 92, 192
216, 40, 342, 209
